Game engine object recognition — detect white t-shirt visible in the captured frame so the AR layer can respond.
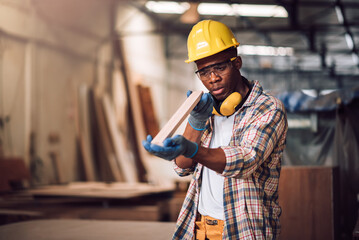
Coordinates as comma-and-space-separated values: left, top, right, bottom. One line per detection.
198, 114, 235, 220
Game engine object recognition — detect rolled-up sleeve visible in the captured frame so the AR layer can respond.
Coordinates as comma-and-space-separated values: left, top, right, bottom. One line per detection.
173, 160, 196, 177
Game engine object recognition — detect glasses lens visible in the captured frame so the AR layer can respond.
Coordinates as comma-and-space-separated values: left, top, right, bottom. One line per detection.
197, 69, 210, 79
196, 60, 232, 81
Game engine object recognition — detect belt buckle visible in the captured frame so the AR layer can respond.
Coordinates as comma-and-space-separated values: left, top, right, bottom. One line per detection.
205, 219, 218, 225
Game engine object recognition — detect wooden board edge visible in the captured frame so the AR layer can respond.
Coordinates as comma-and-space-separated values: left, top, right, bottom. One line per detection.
152, 91, 203, 145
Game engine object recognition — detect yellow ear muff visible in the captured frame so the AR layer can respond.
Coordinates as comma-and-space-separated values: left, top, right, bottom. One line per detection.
212, 107, 221, 116
212, 92, 243, 116
220, 92, 242, 116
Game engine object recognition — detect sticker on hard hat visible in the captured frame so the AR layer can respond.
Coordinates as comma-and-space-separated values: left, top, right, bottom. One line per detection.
196, 42, 208, 49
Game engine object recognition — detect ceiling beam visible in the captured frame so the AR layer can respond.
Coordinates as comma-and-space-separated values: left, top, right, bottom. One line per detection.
288, 0, 299, 29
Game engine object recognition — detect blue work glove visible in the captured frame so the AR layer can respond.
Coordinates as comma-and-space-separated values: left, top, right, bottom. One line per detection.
187, 91, 213, 131
142, 135, 198, 160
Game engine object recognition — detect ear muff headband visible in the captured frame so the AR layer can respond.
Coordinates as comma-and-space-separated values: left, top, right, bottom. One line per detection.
212, 92, 242, 116
212, 107, 221, 116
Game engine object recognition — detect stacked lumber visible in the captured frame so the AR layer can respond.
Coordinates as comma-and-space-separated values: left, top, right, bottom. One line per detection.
74, 75, 160, 183
74, 38, 188, 184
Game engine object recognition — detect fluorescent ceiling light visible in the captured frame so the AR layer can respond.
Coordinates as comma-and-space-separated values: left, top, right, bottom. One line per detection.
302, 89, 337, 97
238, 45, 294, 56
146, 1, 288, 18
301, 89, 317, 98
287, 118, 312, 129
198, 3, 288, 17
345, 33, 354, 49
197, 3, 234, 16
145, 1, 189, 14
352, 53, 359, 65
335, 6, 344, 24
232, 4, 288, 18
320, 89, 337, 96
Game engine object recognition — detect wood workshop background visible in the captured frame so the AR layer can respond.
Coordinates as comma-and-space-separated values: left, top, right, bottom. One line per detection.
0, 0, 200, 185
1, 1, 359, 240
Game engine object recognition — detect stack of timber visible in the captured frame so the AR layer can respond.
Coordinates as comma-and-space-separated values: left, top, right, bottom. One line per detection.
114, 39, 158, 183
92, 89, 124, 182
102, 93, 137, 183
74, 39, 180, 185
74, 75, 160, 183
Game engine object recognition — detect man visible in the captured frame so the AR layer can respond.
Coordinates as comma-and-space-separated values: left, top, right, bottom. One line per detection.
143, 20, 288, 240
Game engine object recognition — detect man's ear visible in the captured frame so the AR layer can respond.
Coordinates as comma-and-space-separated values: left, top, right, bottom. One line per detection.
233, 56, 242, 70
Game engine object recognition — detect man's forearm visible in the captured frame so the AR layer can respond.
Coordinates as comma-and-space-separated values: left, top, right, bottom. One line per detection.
193, 146, 226, 173
175, 122, 227, 173
174, 122, 202, 169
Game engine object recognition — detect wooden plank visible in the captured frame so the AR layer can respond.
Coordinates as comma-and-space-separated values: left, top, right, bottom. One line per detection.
93, 91, 123, 182
152, 90, 203, 145
25, 182, 174, 199
112, 71, 147, 182
49, 151, 64, 184
79, 85, 97, 180
102, 94, 138, 183
74, 84, 96, 181
112, 71, 129, 138
123, 72, 151, 182
115, 40, 150, 182
136, 84, 160, 137
39, 206, 162, 221
23, 43, 34, 167
87, 91, 110, 182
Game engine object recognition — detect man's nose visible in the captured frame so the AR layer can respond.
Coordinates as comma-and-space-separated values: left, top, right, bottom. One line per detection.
209, 71, 220, 82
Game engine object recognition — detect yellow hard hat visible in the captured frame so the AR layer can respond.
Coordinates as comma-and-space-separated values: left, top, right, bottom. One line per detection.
185, 20, 239, 63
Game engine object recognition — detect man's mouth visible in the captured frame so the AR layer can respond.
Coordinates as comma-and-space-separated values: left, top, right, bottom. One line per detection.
211, 87, 225, 96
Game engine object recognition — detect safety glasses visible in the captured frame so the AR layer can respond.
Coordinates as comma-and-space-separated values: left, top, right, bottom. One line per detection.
195, 57, 237, 81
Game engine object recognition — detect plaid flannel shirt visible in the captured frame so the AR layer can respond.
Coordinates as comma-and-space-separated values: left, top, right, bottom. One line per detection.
172, 80, 288, 240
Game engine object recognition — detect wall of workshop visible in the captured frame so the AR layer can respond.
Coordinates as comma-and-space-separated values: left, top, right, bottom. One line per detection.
0, 0, 111, 184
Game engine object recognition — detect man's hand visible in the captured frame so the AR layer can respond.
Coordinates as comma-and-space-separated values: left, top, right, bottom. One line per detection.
142, 135, 198, 160
187, 91, 213, 131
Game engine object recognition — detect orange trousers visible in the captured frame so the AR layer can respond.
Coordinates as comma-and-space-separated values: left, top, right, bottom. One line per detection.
195, 215, 224, 240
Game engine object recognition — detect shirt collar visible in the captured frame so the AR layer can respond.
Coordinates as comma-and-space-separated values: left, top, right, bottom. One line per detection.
242, 80, 263, 107
208, 79, 263, 127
